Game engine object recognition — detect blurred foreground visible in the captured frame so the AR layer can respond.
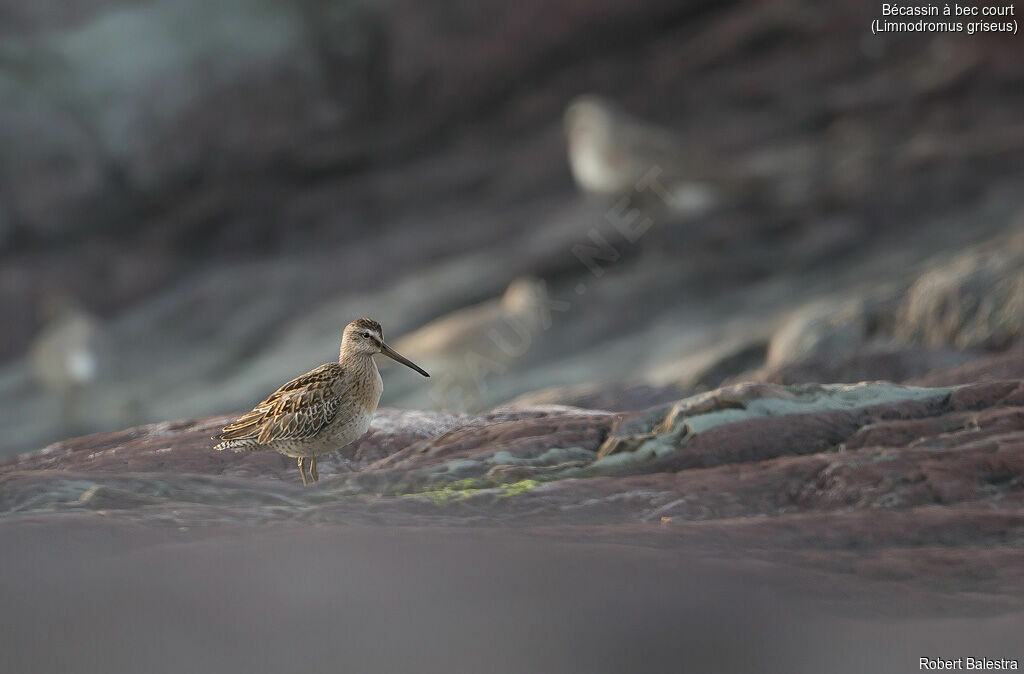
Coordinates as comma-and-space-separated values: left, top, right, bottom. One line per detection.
2, 521, 1022, 674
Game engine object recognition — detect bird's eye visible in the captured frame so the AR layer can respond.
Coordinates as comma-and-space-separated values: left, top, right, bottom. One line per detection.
362, 332, 371, 338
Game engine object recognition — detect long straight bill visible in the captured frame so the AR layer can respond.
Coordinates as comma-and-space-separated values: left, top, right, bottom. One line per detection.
380, 343, 430, 377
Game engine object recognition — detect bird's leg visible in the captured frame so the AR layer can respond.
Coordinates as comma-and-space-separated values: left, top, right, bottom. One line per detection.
297, 457, 308, 486
309, 457, 319, 483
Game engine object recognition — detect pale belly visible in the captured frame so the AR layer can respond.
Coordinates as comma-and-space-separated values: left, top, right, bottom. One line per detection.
570, 143, 627, 195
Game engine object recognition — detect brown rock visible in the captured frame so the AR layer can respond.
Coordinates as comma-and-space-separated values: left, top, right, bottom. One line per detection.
3, 378, 1024, 601
75, 485, 158, 510
748, 346, 981, 386
894, 233, 1024, 350
911, 345, 1024, 387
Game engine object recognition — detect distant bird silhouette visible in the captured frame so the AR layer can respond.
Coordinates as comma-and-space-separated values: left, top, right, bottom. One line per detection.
215, 318, 429, 486
564, 94, 765, 215
30, 294, 105, 431
389, 278, 550, 410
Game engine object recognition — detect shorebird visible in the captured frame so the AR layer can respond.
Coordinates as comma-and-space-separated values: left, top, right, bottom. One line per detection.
564, 94, 764, 215
387, 278, 549, 410
214, 318, 429, 485
30, 293, 105, 431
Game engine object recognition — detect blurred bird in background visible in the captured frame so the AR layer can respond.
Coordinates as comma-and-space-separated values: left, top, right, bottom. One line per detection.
564, 94, 769, 216
29, 293, 107, 433
388, 277, 551, 411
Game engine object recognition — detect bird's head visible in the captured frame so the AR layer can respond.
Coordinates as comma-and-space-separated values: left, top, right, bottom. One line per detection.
563, 94, 620, 148
342, 318, 430, 377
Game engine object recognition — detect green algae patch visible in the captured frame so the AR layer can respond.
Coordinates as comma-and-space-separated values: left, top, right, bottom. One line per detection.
498, 479, 541, 498
408, 483, 486, 506
404, 478, 542, 507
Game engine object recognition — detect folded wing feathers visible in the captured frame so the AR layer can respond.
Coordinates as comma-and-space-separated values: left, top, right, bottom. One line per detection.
216, 363, 346, 447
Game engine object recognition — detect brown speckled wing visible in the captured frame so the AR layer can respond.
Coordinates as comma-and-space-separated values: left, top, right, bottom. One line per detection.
217, 363, 348, 445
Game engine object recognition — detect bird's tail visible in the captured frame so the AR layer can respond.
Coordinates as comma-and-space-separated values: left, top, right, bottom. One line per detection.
213, 436, 259, 452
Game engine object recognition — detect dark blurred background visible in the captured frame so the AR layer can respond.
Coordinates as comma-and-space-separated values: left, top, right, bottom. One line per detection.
2, 0, 1023, 456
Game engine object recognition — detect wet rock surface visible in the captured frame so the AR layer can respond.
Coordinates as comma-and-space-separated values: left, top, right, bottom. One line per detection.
5, 375, 1024, 610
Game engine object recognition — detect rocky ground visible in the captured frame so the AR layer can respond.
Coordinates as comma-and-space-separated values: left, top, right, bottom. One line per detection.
4, 346, 1024, 613
4, 366, 1024, 672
